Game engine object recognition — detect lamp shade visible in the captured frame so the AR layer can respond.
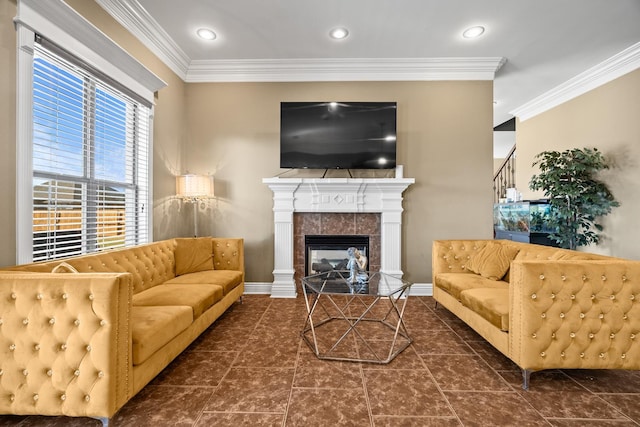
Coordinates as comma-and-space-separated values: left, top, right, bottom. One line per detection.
176, 174, 214, 199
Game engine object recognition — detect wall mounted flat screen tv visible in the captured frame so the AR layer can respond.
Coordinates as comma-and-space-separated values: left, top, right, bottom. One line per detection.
280, 102, 397, 169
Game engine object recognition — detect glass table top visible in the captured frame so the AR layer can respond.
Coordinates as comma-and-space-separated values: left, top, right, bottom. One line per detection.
302, 270, 411, 297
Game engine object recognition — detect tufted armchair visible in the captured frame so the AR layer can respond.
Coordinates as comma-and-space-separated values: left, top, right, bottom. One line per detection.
0, 237, 244, 425
432, 239, 640, 388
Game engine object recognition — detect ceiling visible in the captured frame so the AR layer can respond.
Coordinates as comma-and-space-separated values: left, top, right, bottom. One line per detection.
98, 0, 640, 128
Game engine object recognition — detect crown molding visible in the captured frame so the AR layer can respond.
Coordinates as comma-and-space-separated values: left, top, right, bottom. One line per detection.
185, 57, 507, 83
94, 0, 505, 83
95, 0, 190, 80
512, 41, 640, 122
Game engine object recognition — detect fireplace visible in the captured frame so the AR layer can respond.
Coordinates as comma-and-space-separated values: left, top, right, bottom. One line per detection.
263, 177, 414, 297
305, 235, 370, 276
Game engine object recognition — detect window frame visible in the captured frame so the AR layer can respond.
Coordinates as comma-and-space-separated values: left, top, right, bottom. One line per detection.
15, 0, 165, 264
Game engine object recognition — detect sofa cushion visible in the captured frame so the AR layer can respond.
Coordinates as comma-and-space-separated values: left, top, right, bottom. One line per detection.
175, 237, 214, 276
459, 288, 510, 331
435, 273, 508, 300
131, 305, 193, 365
133, 284, 223, 318
164, 270, 243, 295
466, 242, 519, 280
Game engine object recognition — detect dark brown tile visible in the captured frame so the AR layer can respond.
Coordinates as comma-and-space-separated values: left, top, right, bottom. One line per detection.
445, 391, 548, 427
12, 416, 102, 426
423, 355, 511, 391
0, 415, 29, 426
518, 391, 627, 419
373, 416, 461, 426
195, 412, 284, 427
564, 370, 640, 393
598, 394, 640, 423
411, 329, 474, 355
547, 420, 638, 426
403, 315, 450, 333
234, 338, 299, 368
285, 388, 370, 427
442, 319, 485, 342
206, 367, 294, 413
364, 370, 452, 417
295, 345, 364, 388
361, 344, 425, 370
466, 340, 520, 372
113, 385, 212, 426
356, 338, 412, 363
499, 370, 584, 391
152, 350, 237, 386
191, 325, 252, 352
302, 321, 361, 360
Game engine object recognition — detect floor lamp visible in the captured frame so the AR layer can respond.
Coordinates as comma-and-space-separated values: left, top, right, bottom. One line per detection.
176, 174, 214, 237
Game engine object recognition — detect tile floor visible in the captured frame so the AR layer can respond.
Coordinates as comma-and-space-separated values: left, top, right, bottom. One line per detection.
1, 295, 639, 426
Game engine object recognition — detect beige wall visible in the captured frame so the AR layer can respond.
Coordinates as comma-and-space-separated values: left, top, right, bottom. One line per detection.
0, 0, 18, 267
185, 81, 495, 283
516, 68, 640, 259
0, 1, 494, 284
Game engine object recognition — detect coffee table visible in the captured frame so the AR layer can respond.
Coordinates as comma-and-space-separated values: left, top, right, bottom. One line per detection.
301, 270, 412, 363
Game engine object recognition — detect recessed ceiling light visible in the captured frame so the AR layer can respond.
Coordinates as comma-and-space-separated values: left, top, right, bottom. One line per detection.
196, 28, 217, 40
462, 26, 485, 38
329, 27, 349, 40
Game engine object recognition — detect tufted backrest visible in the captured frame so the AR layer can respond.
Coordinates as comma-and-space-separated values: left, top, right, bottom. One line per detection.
0, 272, 132, 418
509, 260, 640, 371
432, 239, 620, 283
10, 241, 177, 295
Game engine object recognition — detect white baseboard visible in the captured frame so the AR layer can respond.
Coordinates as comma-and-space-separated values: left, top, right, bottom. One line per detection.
244, 281, 433, 297
243, 282, 272, 295
408, 282, 433, 296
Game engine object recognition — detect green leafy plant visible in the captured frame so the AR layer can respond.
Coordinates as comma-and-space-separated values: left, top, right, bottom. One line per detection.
529, 147, 619, 250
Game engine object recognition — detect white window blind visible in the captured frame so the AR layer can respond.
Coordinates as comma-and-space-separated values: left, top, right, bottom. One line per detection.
32, 37, 150, 261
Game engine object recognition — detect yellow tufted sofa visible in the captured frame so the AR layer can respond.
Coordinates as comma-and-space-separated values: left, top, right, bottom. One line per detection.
0, 237, 244, 425
432, 239, 640, 389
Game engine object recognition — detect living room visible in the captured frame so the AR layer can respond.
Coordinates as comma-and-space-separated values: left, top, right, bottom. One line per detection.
1, 1, 640, 425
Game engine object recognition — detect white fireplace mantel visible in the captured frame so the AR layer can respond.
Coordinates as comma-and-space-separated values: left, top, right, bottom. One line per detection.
263, 177, 415, 297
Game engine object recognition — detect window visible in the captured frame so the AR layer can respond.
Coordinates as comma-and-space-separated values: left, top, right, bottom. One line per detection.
31, 39, 150, 261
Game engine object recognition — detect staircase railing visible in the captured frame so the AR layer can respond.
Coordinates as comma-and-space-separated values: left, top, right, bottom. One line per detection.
493, 145, 516, 203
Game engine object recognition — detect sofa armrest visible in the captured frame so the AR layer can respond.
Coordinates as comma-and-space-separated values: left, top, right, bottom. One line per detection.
0, 272, 133, 418
432, 240, 492, 281
509, 260, 640, 371
212, 238, 244, 276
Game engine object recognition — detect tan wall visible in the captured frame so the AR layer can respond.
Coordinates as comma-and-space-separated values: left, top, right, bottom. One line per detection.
0, 0, 18, 267
516, 68, 640, 259
185, 81, 494, 283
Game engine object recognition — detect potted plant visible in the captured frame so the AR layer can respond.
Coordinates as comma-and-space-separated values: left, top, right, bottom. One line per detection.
529, 147, 619, 250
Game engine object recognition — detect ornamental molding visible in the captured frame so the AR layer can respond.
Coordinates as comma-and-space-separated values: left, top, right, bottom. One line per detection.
511, 41, 640, 122
185, 57, 507, 83
95, 0, 191, 80
96, 0, 505, 83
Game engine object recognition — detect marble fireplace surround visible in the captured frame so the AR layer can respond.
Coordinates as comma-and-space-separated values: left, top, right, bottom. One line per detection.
263, 177, 414, 298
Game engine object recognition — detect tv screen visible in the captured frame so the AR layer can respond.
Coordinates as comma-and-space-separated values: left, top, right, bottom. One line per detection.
280, 102, 397, 169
